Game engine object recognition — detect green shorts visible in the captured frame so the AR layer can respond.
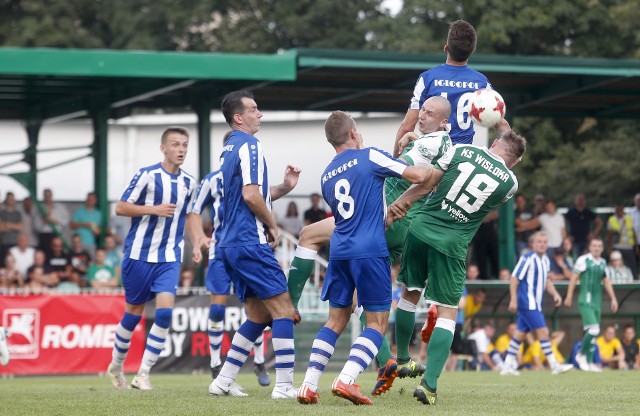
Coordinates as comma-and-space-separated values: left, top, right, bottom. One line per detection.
578, 303, 601, 328
397, 231, 466, 307
385, 218, 409, 265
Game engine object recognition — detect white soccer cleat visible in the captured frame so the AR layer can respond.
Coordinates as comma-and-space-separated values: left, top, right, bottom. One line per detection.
107, 363, 130, 390
271, 385, 298, 399
588, 363, 603, 373
131, 374, 153, 390
0, 327, 10, 366
575, 353, 589, 371
499, 366, 520, 376
551, 363, 575, 375
209, 379, 248, 397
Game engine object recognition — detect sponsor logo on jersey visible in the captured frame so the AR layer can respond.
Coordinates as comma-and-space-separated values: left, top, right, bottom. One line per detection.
322, 158, 358, 184
433, 79, 481, 89
441, 200, 469, 223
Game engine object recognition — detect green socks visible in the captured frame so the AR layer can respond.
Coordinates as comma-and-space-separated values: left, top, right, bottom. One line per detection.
424, 327, 454, 390
287, 256, 315, 307
395, 308, 416, 362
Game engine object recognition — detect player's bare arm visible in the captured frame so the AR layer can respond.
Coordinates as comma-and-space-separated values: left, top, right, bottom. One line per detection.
270, 164, 302, 201
397, 132, 419, 154
545, 279, 562, 307
186, 213, 210, 265
242, 184, 280, 248
115, 200, 176, 218
603, 278, 619, 313
388, 168, 444, 221
508, 275, 519, 313
563, 272, 579, 307
394, 109, 419, 157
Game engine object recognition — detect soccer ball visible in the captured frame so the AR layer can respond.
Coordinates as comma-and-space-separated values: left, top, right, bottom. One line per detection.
469, 89, 506, 128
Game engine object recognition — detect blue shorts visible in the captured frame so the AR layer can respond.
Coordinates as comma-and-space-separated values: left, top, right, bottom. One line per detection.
322, 257, 391, 312
516, 309, 547, 333
122, 258, 180, 305
206, 254, 231, 296
219, 244, 287, 303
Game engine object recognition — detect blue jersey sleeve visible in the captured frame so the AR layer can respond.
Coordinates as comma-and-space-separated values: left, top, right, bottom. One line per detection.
367, 148, 407, 178
239, 139, 264, 186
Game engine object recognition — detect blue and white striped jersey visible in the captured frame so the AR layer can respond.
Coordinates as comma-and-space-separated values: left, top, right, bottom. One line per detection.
410, 64, 491, 145
191, 170, 223, 260
321, 147, 407, 260
512, 250, 551, 311
218, 130, 271, 247
120, 162, 196, 263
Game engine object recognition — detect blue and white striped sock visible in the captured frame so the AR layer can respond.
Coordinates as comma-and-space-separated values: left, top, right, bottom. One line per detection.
338, 328, 383, 384
217, 320, 267, 386
253, 333, 265, 365
540, 339, 558, 369
139, 308, 172, 375
504, 337, 522, 369
303, 327, 339, 391
272, 318, 295, 389
208, 304, 225, 367
111, 312, 142, 368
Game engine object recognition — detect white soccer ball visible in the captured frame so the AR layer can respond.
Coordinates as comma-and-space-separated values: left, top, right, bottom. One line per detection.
469, 89, 506, 128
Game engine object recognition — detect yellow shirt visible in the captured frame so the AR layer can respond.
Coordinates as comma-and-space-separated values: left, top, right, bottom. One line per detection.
522, 340, 564, 365
596, 336, 622, 360
494, 334, 524, 354
464, 295, 482, 320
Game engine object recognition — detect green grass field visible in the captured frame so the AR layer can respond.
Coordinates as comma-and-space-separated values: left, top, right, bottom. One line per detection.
2, 370, 639, 416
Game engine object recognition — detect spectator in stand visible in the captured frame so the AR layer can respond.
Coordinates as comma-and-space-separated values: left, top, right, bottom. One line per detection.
606, 250, 634, 283
494, 322, 518, 355
537, 200, 566, 272
466, 264, 480, 280
34, 188, 70, 253
277, 201, 304, 238
620, 325, 640, 370
630, 194, 640, 276
498, 267, 511, 281
69, 234, 92, 287
9, 234, 35, 278
303, 193, 326, 225
0, 253, 23, 289
0, 192, 23, 267
514, 194, 539, 256
463, 289, 485, 333
472, 209, 500, 279
467, 322, 506, 371
565, 193, 602, 257
87, 248, 119, 290
532, 194, 546, 217
103, 234, 122, 280
17, 196, 38, 248
179, 267, 195, 290
606, 204, 638, 280
46, 236, 74, 285
26, 249, 58, 289
550, 237, 577, 280
596, 324, 626, 369
70, 192, 102, 256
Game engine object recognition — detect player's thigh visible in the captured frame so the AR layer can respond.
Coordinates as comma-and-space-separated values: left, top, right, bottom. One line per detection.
122, 258, 178, 305
322, 260, 356, 308
385, 219, 409, 265
205, 256, 231, 296
517, 310, 546, 333
424, 246, 466, 308
397, 231, 429, 291
352, 257, 392, 312
299, 217, 335, 248
221, 245, 288, 303
578, 304, 600, 328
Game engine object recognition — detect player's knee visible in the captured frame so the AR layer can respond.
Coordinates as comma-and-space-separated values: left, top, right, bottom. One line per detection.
587, 326, 600, 337
397, 297, 417, 312
155, 307, 173, 329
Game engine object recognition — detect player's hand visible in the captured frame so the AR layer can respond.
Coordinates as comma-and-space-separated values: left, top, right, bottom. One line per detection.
155, 203, 176, 217
611, 298, 619, 313
508, 299, 517, 313
398, 132, 418, 153
552, 293, 562, 307
563, 297, 572, 308
267, 226, 281, 250
192, 236, 211, 264
282, 164, 302, 190
388, 201, 410, 220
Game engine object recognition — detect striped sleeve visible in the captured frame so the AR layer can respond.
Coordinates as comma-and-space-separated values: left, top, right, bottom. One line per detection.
239, 140, 264, 186
121, 169, 149, 203
368, 148, 406, 177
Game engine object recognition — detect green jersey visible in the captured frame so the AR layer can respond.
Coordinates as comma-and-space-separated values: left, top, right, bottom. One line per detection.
573, 253, 608, 307
384, 131, 451, 222
409, 145, 518, 260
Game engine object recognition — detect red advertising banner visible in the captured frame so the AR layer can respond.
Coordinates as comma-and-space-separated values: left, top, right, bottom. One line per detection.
0, 295, 145, 375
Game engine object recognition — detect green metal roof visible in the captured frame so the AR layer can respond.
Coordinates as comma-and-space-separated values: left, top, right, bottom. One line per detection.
1, 47, 639, 121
